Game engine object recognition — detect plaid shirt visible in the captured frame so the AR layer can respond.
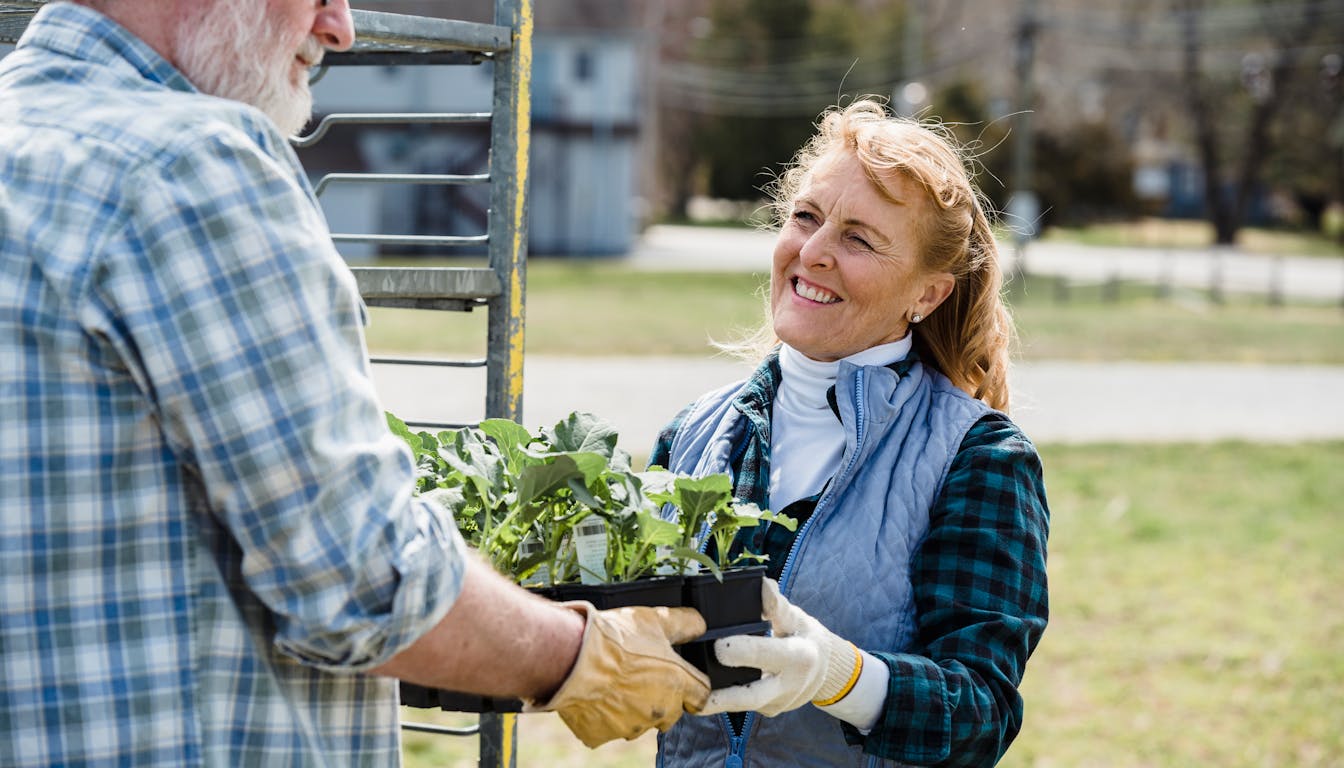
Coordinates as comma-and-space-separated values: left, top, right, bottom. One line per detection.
0, 5, 466, 766
651, 351, 1050, 766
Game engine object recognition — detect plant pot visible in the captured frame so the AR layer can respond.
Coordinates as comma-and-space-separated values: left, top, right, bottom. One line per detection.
682, 565, 766, 630
399, 682, 523, 713
534, 574, 684, 610
399, 681, 439, 709
677, 620, 770, 689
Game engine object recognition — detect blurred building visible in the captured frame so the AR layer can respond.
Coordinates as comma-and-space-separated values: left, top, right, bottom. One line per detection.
301, 0, 649, 258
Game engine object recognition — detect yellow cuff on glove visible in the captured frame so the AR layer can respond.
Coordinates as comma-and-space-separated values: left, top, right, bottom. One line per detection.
811, 640, 862, 706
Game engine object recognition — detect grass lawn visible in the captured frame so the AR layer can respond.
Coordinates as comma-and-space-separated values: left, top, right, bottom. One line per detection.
1006, 441, 1344, 767
1008, 276, 1344, 365
363, 261, 1344, 365
400, 441, 1344, 768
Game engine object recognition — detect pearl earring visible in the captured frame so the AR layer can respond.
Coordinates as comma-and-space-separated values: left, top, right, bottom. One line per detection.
910, 313, 923, 324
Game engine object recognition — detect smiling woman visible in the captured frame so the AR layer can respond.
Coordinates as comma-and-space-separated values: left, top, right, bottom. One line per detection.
769, 150, 954, 363
650, 98, 1049, 768
759, 101, 1014, 409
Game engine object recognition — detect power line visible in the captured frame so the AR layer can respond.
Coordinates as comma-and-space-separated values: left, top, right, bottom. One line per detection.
650, 1, 1341, 116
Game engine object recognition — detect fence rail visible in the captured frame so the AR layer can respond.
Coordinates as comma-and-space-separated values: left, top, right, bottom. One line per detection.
1009, 242, 1344, 308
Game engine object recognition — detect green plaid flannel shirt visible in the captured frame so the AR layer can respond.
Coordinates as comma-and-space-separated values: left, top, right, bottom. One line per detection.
651, 351, 1049, 766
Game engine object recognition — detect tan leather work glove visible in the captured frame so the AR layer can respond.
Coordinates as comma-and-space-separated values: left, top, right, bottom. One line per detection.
525, 602, 711, 748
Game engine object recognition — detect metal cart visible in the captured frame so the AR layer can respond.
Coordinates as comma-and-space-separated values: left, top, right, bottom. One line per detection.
2, 1, 534, 765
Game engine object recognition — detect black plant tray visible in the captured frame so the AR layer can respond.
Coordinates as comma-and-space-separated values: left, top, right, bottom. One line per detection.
399, 576, 685, 714
678, 620, 771, 689
537, 574, 684, 610
398, 681, 523, 713
682, 565, 766, 630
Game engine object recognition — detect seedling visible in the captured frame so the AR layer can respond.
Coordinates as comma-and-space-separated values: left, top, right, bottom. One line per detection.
387, 411, 793, 584
645, 472, 796, 580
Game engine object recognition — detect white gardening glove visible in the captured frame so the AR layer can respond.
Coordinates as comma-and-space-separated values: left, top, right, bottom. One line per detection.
700, 579, 862, 717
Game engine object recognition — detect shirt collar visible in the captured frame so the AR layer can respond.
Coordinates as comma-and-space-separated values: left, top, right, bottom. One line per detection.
777, 337, 914, 410
731, 341, 925, 427
18, 2, 198, 94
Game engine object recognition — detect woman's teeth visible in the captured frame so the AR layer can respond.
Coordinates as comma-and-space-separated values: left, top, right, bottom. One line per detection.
795, 280, 839, 304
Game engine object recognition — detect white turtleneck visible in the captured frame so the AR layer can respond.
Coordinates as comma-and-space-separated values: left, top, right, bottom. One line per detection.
769, 338, 912, 513
768, 337, 912, 733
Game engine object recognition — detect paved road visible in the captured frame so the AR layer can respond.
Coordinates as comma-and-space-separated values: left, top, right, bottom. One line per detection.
373, 356, 1344, 450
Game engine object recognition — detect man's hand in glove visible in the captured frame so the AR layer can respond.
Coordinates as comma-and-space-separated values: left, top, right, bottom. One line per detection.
700, 579, 864, 717
526, 602, 711, 748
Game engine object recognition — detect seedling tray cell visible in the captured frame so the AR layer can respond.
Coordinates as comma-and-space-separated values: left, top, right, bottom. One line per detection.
538, 575, 684, 610
678, 620, 771, 689
399, 681, 523, 713
682, 565, 766, 630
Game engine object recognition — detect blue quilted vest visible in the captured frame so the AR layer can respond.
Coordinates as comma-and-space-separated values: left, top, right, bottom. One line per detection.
658, 359, 991, 768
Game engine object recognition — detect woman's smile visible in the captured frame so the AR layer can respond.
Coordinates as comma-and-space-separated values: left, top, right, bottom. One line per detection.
791, 277, 841, 304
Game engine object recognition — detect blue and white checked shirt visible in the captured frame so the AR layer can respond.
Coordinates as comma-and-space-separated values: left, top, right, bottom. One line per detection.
0, 4, 467, 765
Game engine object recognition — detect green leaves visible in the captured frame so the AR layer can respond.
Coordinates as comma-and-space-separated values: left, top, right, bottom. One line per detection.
478, 418, 532, 472
387, 410, 793, 585
647, 473, 797, 576
516, 455, 592, 507
669, 474, 734, 538
544, 411, 618, 457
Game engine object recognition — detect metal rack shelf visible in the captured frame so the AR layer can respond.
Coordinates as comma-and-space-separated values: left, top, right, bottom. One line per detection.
332, 9, 508, 64
352, 267, 500, 310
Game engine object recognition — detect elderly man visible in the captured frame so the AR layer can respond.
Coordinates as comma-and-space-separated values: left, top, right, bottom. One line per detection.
0, 1, 708, 765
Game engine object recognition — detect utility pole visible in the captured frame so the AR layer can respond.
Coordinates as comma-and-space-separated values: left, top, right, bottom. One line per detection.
1009, 0, 1040, 279
896, 0, 925, 116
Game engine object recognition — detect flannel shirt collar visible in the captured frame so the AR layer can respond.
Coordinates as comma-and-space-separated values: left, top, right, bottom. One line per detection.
20, 2, 197, 95
730, 348, 782, 447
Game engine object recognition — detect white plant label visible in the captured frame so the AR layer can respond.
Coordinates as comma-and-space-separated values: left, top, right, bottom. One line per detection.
574, 517, 608, 585
519, 533, 549, 587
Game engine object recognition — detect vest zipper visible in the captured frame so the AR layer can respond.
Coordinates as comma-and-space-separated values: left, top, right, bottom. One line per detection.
734, 368, 860, 765
724, 726, 748, 768
777, 368, 866, 594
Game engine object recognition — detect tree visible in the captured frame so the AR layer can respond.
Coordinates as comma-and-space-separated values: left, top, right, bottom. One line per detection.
690, 0, 818, 202
930, 80, 1139, 228
1175, 0, 1329, 244
662, 0, 911, 211
1264, 52, 1344, 237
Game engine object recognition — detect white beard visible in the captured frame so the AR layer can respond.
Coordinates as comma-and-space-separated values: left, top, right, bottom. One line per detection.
174, 0, 322, 136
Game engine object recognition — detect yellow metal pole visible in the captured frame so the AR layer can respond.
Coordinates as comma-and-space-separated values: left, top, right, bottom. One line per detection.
481, 0, 530, 762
